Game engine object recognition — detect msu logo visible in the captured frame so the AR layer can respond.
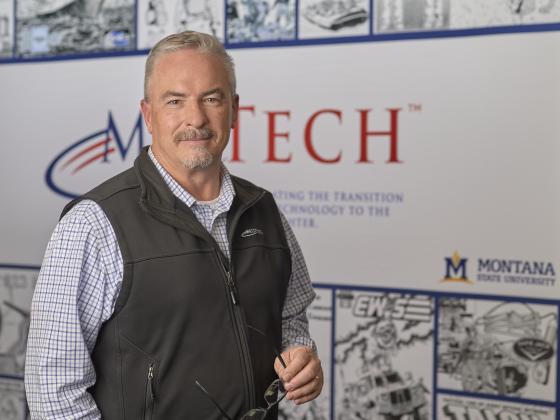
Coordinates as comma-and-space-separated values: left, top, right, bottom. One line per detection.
442, 251, 470, 283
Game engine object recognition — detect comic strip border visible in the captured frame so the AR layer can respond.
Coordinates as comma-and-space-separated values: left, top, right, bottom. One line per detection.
2, 263, 558, 419
0, 0, 559, 64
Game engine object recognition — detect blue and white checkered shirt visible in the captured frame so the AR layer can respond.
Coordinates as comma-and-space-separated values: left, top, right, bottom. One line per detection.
25, 148, 316, 419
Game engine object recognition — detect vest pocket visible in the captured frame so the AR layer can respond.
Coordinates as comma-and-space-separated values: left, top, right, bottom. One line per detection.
118, 334, 160, 419
144, 363, 156, 420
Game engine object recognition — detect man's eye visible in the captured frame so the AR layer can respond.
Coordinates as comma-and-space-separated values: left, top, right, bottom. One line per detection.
168, 99, 180, 105
204, 97, 220, 104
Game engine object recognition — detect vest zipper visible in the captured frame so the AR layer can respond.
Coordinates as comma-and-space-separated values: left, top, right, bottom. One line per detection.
144, 363, 155, 420
216, 192, 266, 413
226, 271, 239, 305
218, 259, 256, 411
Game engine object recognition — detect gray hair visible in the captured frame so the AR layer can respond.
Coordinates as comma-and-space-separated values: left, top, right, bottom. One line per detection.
144, 31, 236, 100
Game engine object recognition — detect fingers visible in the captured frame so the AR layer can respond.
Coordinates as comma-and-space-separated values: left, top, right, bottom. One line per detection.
284, 352, 318, 389
279, 346, 313, 383
275, 346, 323, 405
286, 369, 323, 405
274, 357, 285, 377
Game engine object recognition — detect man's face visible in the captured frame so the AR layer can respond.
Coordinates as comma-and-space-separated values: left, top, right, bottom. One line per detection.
141, 48, 239, 174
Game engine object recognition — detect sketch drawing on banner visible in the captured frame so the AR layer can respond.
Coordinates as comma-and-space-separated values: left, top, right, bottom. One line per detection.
375, 0, 450, 33
137, 0, 224, 49
226, 0, 295, 43
375, 0, 560, 33
279, 287, 332, 420
0, 269, 36, 378
449, 0, 560, 28
0, 380, 27, 420
16, 0, 135, 57
298, 0, 369, 39
334, 290, 433, 420
0, 0, 13, 57
438, 394, 556, 420
437, 298, 558, 401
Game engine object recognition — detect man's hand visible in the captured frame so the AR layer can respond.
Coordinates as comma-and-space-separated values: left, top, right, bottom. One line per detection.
274, 346, 323, 405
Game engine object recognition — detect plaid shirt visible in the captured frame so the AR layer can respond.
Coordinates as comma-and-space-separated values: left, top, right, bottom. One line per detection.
25, 148, 316, 419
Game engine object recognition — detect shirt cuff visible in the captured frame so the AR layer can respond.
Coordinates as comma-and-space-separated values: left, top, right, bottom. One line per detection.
283, 336, 317, 353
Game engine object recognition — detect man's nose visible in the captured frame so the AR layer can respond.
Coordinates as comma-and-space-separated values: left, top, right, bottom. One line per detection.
185, 100, 208, 128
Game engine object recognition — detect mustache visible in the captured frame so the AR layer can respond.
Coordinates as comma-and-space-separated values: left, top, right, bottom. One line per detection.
173, 128, 214, 142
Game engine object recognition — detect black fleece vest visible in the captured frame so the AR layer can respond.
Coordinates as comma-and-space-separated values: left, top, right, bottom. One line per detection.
62, 149, 291, 420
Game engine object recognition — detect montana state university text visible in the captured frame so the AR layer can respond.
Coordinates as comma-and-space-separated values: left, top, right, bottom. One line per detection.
476, 259, 556, 287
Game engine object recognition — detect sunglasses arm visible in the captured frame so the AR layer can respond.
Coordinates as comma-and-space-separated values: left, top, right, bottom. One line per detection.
195, 379, 234, 420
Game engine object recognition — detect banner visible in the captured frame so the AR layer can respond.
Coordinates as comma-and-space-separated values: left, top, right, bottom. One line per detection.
0, 1, 559, 418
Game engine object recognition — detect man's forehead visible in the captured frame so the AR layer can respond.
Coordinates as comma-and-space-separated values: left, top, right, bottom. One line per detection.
146, 47, 234, 99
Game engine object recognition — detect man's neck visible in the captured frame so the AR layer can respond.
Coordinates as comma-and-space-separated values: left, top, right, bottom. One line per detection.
151, 149, 222, 202
177, 166, 222, 202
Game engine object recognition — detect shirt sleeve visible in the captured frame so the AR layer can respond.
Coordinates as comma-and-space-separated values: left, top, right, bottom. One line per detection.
279, 211, 317, 351
24, 200, 123, 419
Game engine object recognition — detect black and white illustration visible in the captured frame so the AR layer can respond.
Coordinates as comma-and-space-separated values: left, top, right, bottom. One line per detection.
137, 0, 224, 50
334, 290, 433, 420
437, 298, 558, 401
0, 268, 36, 378
279, 287, 332, 420
0, 0, 13, 57
16, 0, 135, 57
0, 379, 27, 420
298, 0, 369, 39
226, 0, 295, 43
375, 0, 560, 33
375, 0, 450, 33
438, 394, 556, 420
449, 0, 560, 28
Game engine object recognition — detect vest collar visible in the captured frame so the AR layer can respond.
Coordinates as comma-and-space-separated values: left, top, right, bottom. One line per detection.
134, 146, 266, 240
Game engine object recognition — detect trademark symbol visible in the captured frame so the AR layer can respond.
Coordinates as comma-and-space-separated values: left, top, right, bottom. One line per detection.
408, 103, 422, 112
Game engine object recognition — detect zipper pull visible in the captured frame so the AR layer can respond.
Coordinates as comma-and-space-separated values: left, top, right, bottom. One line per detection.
226, 271, 239, 305
147, 364, 155, 399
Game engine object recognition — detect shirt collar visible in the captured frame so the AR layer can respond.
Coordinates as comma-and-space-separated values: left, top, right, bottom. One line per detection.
147, 146, 235, 212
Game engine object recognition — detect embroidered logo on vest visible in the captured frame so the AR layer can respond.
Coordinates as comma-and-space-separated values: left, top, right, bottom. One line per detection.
241, 228, 264, 238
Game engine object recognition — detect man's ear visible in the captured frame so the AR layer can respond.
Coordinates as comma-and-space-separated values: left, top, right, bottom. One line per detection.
140, 99, 153, 134
231, 94, 240, 129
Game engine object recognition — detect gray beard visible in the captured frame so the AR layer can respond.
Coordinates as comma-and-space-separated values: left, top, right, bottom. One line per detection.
180, 146, 214, 169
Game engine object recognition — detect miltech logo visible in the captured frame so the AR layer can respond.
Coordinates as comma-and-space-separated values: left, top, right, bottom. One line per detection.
45, 112, 145, 199
442, 251, 471, 283
45, 105, 409, 199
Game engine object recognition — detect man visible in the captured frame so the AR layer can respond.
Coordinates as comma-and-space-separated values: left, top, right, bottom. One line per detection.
25, 30, 323, 419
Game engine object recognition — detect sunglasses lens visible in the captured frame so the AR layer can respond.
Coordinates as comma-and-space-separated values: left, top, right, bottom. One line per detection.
264, 379, 286, 405
239, 408, 267, 420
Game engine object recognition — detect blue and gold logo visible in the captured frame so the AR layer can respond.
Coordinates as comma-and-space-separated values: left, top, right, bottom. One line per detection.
442, 251, 471, 283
